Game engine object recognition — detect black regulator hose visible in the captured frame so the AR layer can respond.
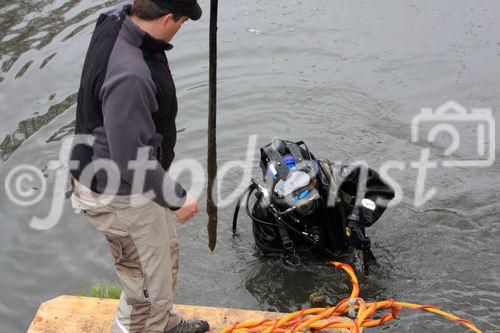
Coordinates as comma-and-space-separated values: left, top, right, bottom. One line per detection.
232, 183, 255, 234
233, 183, 297, 234
232, 182, 342, 258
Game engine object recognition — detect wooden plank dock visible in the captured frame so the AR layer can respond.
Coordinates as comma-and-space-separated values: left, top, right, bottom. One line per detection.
27, 296, 351, 333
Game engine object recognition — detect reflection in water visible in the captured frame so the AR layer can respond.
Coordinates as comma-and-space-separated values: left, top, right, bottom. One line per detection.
47, 120, 75, 143
243, 252, 391, 314
0, 93, 76, 160
244, 256, 345, 312
14, 59, 34, 78
0, 0, 114, 74
39, 52, 57, 69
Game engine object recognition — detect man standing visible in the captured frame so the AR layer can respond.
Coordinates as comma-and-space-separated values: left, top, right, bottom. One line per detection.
69, 1, 209, 332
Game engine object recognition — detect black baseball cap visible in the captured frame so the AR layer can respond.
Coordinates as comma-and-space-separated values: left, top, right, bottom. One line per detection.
150, 0, 202, 21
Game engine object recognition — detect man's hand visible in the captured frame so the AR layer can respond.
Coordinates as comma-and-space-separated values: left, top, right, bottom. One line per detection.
174, 192, 198, 224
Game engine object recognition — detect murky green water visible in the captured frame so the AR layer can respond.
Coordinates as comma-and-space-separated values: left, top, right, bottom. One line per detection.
1, 1, 499, 332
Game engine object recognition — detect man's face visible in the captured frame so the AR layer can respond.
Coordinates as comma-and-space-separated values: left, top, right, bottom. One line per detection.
160, 14, 189, 43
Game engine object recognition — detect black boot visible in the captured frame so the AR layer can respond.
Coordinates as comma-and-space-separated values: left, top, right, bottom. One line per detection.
165, 319, 210, 333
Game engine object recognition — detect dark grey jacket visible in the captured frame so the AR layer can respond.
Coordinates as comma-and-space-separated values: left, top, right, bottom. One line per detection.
70, 3, 186, 209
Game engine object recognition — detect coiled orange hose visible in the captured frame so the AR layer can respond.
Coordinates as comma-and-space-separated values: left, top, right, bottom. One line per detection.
220, 261, 482, 333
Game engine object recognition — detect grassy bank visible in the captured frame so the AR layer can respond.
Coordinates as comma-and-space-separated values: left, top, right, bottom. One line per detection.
77, 282, 122, 300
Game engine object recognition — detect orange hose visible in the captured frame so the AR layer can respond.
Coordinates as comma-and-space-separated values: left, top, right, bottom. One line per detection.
220, 261, 482, 333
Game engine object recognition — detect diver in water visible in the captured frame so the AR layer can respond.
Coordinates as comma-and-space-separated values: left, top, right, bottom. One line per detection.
233, 138, 395, 261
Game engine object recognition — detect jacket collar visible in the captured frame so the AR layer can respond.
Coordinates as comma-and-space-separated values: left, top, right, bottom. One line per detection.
120, 6, 174, 52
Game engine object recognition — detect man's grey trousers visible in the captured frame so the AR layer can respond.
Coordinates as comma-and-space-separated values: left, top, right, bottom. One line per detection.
71, 180, 182, 333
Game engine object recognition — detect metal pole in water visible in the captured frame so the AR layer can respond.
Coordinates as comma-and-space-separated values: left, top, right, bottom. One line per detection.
207, 0, 218, 251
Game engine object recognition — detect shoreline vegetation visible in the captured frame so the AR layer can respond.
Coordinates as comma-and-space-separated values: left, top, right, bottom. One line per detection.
77, 282, 121, 300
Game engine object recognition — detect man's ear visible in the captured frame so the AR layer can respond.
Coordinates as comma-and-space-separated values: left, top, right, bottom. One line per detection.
160, 13, 174, 26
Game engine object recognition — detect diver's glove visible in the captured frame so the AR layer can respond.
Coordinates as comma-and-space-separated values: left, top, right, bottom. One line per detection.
361, 206, 375, 227
360, 198, 376, 227
346, 207, 371, 250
